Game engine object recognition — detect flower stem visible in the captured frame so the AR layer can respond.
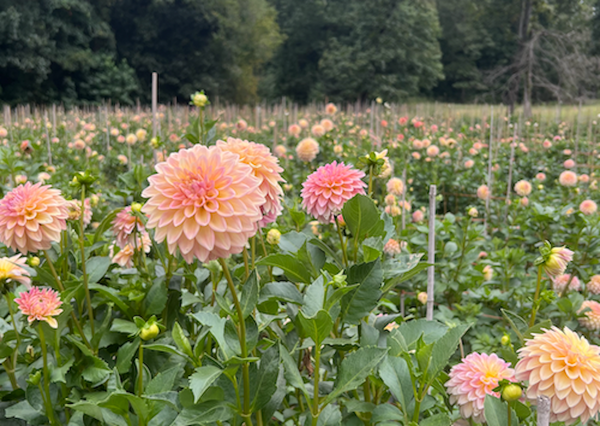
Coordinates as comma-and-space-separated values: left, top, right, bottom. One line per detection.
2, 359, 18, 390
138, 343, 144, 396
311, 344, 321, 426
529, 265, 544, 328
507, 401, 512, 426
5, 293, 20, 389
258, 230, 274, 281
218, 258, 253, 426
43, 250, 92, 351
368, 165, 374, 196
38, 325, 57, 426
335, 220, 348, 268
243, 249, 250, 280
79, 186, 94, 336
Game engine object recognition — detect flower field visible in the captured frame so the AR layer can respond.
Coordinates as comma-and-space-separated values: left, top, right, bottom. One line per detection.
0, 97, 599, 426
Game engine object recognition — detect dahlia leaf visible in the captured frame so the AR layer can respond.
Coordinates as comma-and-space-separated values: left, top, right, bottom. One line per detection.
484, 395, 519, 426
250, 344, 280, 411
257, 254, 313, 283
240, 270, 259, 319
340, 260, 383, 325
323, 346, 388, 406
189, 366, 223, 403
297, 310, 333, 345
259, 281, 303, 305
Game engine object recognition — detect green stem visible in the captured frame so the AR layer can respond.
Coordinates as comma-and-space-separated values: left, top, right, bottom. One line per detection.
258, 230, 274, 281
138, 343, 144, 396
2, 359, 18, 390
368, 165, 374, 196
38, 326, 57, 426
251, 237, 256, 270
219, 258, 253, 426
243, 249, 250, 280
311, 344, 321, 426
5, 294, 20, 389
507, 401, 512, 426
43, 250, 92, 351
529, 265, 544, 328
335, 220, 348, 268
79, 186, 94, 336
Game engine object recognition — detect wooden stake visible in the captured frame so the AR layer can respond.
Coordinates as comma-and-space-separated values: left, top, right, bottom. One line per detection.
505, 124, 517, 214
401, 168, 407, 231
537, 396, 550, 426
43, 113, 52, 165
484, 106, 494, 234
426, 185, 436, 321
152, 72, 158, 139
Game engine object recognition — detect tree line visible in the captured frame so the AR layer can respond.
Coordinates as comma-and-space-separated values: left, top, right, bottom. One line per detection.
0, 0, 598, 107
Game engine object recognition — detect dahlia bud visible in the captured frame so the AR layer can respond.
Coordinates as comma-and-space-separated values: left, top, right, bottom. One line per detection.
501, 335, 510, 346
417, 292, 427, 305
29, 256, 40, 267
191, 91, 209, 108
266, 229, 281, 245
131, 202, 143, 214
468, 207, 478, 217
140, 323, 159, 341
501, 384, 522, 402
28, 371, 41, 386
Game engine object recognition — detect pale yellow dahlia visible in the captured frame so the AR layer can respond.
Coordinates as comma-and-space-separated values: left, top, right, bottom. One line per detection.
142, 145, 265, 263
0, 254, 31, 287
515, 327, 600, 425
0, 183, 68, 254
217, 138, 284, 226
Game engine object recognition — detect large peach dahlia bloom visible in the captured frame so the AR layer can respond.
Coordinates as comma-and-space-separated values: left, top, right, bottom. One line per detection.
0, 182, 68, 254
142, 145, 265, 263
515, 327, 600, 425
217, 138, 284, 226
446, 352, 515, 422
301, 161, 366, 223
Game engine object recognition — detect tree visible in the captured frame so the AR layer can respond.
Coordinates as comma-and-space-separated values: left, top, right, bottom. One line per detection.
0, 0, 138, 105
108, 0, 281, 104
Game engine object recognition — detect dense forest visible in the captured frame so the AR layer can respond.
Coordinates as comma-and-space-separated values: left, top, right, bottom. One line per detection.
0, 0, 598, 107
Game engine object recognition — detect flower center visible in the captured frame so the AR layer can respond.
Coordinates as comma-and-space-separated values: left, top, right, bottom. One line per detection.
181, 176, 218, 208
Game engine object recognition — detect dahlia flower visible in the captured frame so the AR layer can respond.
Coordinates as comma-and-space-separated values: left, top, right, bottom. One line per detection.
515, 327, 600, 425
412, 210, 424, 223
476, 185, 490, 200
112, 206, 145, 249
580, 200, 597, 215
296, 138, 320, 162
301, 161, 366, 223
0, 254, 31, 287
0, 182, 68, 254
383, 238, 401, 255
311, 124, 325, 137
446, 352, 515, 422
386, 177, 404, 196
464, 160, 474, 168
320, 119, 334, 132
142, 144, 265, 263
325, 103, 337, 115
15, 287, 63, 328
578, 300, 600, 331
417, 292, 428, 304
109, 232, 151, 268
426, 145, 439, 157
559, 171, 578, 187
288, 124, 301, 137
483, 265, 493, 281
587, 275, 600, 295
217, 138, 284, 226
514, 180, 532, 196
67, 199, 93, 227
553, 274, 581, 293
543, 246, 573, 279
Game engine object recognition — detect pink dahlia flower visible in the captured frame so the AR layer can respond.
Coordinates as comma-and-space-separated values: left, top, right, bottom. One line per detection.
578, 300, 600, 331
580, 200, 597, 215
515, 327, 600, 425
112, 206, 146, 249
325, 103, 337, 115
476, 185, 490, 200
0, 182, 68, 254
587, 275, 600, 295
142, 144, 265, 263
15, 287, 63, 328
383, 238, 402, 255
552, 273, 580, 293
559, 171, 578, 187
446, 352, 515, 422
301, 161, 366, 223
67, 199, 93, 227
217, 138, 284, 227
